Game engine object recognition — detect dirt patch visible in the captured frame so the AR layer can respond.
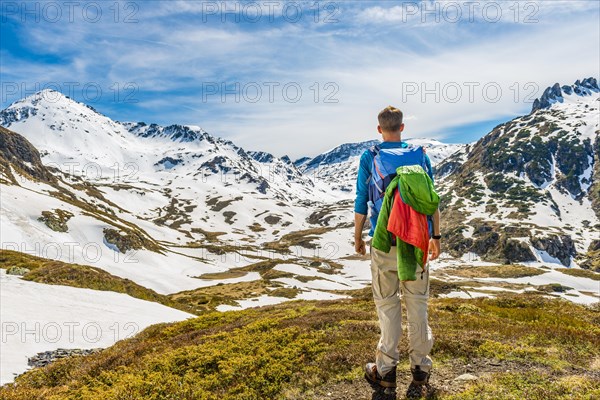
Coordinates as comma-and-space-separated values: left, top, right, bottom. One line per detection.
154, 197, 196, 230
264, 214, 282, 224
190, 227, 226, 242
223, 211, 236, 224
206, 196, 243, 212
441, 264, 544, 279
264, 227, 334, 254
196, 270, 248, 280
248, 222, 266, 232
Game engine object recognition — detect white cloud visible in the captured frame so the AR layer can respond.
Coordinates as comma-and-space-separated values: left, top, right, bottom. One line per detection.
1, 0, 598, 158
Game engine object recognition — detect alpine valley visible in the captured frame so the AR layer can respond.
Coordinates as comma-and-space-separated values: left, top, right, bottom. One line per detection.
0, 78, 598, 387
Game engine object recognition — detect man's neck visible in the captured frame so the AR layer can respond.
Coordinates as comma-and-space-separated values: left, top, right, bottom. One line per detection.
382, 134, 402, 142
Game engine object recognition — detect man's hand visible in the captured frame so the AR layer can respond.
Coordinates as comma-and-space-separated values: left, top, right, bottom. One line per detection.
355, 237, 366, 255
354, 213, 367, 256
428, 238, 440, 260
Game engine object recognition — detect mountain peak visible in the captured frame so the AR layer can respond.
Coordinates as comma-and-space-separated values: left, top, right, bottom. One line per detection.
1, 88, 104, 128
9, 89, 88, 109
531, 77, 599, 113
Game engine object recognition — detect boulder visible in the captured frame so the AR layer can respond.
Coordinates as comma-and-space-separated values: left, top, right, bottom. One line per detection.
531, 234, 576, 266
6, 266, 30, 276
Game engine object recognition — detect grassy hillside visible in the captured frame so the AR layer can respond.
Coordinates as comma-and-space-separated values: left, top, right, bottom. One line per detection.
0, 250, 183, 311
1, 289, 598, 399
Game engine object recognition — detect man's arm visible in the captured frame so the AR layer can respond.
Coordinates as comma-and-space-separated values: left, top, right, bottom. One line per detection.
429, 208, 441, 260
354, 151, 371, 255
424, 152, 441, 260
432, 208, 440, 235
354, 212, 367, 255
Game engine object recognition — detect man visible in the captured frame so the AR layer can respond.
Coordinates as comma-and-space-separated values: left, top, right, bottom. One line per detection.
354, 106, 441, 399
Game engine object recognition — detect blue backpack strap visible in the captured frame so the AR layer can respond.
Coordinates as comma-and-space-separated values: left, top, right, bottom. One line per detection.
368, 144, 380, 157
419, 146, 434, 180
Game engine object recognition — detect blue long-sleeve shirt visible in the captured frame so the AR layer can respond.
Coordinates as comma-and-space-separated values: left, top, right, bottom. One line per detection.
354, 141, 434, 231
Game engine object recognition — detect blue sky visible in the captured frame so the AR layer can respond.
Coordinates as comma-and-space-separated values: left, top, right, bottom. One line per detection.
1, 0, 599, 157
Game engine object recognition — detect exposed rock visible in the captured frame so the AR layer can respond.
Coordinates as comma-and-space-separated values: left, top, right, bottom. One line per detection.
0, 125, 56, 184
580, 240, 600, 272
256, 179, 270, 194
6, 266, 30, 276
531, 77, 599, 112
247, 150, 275, 163
103, 227, 154, 253
454, 373, 479, 381
38, 209, 74, 232
223, 211, 236, 225
155, 156, 183, 169
532, 83, 562, 112
264, 214, 281, 225
436, 160, 462, 178
590, 135, 600, 219
293, 156, 311, 167
300, 140, 379, 171
27, 348, 102, 369
539, 283, 573, 293
125, 122, 207, 142
502, 239, 536, 264
470, 231, 500, 255
200, 155, 230, 174
531, 235, 576, 266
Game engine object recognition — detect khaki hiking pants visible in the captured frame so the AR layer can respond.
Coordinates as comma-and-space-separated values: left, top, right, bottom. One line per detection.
370, 245, 434, 375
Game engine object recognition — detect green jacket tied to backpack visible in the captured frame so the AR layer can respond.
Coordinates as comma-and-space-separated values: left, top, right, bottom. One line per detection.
372, 164, 439, 281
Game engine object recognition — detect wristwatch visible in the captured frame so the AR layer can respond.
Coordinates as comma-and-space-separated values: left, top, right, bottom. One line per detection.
432, 234, 442, 240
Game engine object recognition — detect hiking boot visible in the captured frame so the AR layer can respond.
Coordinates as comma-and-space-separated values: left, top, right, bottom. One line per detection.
406, 366, 434, 399
411, 365, 430, 385
364, 363, 396, 398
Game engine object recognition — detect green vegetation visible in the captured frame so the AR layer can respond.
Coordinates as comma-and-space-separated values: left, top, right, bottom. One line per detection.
38, 209, 74, 232
453, 171, 485, 202
444, 264, 545, 279
538, 283, 574, 293
103, 227, 160, 253
189, 227, 226, 242
263, 227, 334, 254
196, 270, 249, 280
449, 370, 600, 400
1, 293, 598, 399
556, 267, 600, 281
154, 197, 196, 230
248, 222, 266, 232
169, 279, 300, 314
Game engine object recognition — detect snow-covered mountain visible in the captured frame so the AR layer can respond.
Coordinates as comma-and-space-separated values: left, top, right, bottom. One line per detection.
0, 90, 319, 200
437, 77, 599, 268
2, 79, 599, 384
2, 83, 598, 273
294, 138, 465, 192
0, 90, 352, 291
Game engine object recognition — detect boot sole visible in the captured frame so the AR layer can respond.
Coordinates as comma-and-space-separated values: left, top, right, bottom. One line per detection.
365, 373, 397, 393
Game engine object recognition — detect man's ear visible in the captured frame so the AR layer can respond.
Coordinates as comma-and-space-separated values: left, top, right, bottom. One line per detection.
377, 125, 383, 134
399, 123, 405, 133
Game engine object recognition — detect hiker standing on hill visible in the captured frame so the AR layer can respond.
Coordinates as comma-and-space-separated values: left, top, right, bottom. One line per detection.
354, 106, 441, 399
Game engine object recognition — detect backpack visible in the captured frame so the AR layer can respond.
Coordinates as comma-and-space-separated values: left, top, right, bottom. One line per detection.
367, 144, 433, 235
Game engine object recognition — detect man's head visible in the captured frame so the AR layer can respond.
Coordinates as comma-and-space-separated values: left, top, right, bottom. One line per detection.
377, 106, 404, 138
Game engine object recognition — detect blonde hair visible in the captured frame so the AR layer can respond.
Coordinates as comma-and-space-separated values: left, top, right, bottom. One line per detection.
378, 106, 403, 132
